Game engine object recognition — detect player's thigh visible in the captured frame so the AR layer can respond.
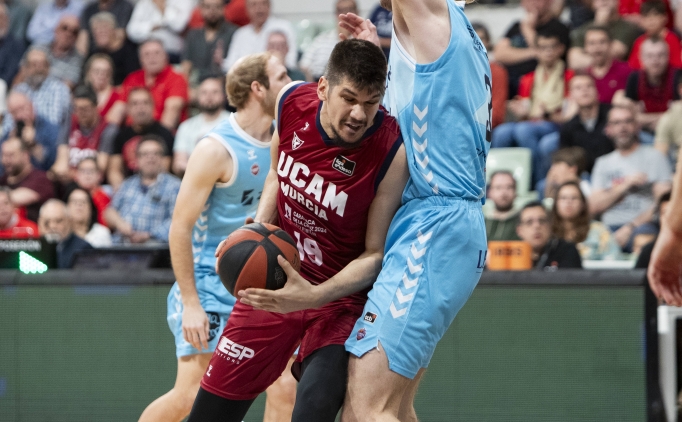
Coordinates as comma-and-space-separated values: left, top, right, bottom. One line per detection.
174, 353, 213, 392
397, 368, 425, 422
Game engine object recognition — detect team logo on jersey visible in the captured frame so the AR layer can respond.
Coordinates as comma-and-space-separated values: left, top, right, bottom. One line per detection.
301, 122, 309, 131
292, 132, 304, 150
251, 163, 260, 175
356, 328, 367, 340
363, 312, 377, 324
206, 312, 222, 341
247, 149, 257, 160
332, 155, 356, 176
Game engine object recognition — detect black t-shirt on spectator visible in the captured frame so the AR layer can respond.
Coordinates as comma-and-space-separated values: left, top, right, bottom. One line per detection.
559, 103, 614, 173
80, 0, 133, 31
624, 68, 681, 112
503, 18, 570, 97
113, 121, 174, 177
533, 238, 583, 269
90, 40, 141, 86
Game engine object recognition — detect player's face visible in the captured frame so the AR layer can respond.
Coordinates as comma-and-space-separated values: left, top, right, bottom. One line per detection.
517, 207, 551, 252
555, 184, 584, 220
262, 56, 291, 117
488, 174, 516, 212
318, 76, 382, 147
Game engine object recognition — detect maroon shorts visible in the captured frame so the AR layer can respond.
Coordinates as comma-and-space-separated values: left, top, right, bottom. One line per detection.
200, 299, 364, 400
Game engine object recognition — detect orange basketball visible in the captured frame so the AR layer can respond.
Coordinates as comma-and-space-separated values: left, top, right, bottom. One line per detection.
216, 222, 301, 296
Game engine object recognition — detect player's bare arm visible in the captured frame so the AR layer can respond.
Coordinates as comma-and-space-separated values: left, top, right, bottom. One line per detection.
239, 144, 409, 313
169, 137, 233, 351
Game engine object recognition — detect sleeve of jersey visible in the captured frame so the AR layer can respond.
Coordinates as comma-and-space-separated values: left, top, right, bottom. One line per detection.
277, 82, 307, 135
374, 128, 404, 193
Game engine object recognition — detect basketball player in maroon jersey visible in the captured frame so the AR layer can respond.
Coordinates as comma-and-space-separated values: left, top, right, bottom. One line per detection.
186, 39, 408, 422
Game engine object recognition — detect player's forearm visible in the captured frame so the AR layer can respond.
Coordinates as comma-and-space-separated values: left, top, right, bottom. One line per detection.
255, 169, 279, 224
312, 251, 383, 306
168, 221, 201, 305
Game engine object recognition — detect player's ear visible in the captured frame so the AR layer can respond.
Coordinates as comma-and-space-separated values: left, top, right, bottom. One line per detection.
317, 76, 329, 102
251, 80, 265, 100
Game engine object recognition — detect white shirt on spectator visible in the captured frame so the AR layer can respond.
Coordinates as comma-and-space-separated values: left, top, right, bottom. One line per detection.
174, 110, 231, 156
300, 29, 339, 80
85, 223, 113, 248
126, 0, 194, 55
222, 17, 297, 71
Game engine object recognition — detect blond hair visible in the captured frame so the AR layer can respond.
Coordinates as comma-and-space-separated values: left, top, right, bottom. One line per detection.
226, 52, 271, 110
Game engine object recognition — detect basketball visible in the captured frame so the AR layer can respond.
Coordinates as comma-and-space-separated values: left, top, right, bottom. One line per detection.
216, 222, 301, 296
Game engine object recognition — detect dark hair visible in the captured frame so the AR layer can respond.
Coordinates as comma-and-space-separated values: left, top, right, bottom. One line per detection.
73, 84, 98, 105
659, 191, 672, 204
136, 134, 168, 156
584, 24, 612, 41
551, 147, 587, 175
536, 27, 566, 48
64, 185, 98, 231
324, 39, 387, 96
551, 181, 590, 243
641, 0, 666, 15
489, 170, 516, 190
518, 200, 548, 225
471, 22, 490, 41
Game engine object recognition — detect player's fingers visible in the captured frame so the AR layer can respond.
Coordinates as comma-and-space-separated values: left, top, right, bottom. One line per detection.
244, 217, 255, 225
277, 255, 297, 277
199, 327, 209, 351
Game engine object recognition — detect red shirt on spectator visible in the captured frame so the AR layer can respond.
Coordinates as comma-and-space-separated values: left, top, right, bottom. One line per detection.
121, 66, 189, 124
628, 30, 682, 69
518, 69, 575, 98
91, 187, 111, 226
619, 0, 674, 29
0, 214, 39, 239
588, 60, 632, 103
491, 62, 508, 129
188, 0, 249, 29
100, 89, 123, 119
625, 66, 680, 112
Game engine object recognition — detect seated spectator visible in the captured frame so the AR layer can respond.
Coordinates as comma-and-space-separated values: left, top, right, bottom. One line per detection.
541, 146, 591, 200
188, 0, 249, 29
87, 12, 140, 86
77, 0, 133, 56
516, 201, 583, 269
614, 37, 679, 135
493, 29, 573, 185
494, 0, 569, 97
65, 186, 111, 247
620, 0, 674, 28
0, 137, 55, 222
473, 22, 508, 129
83, 54, 126, 125
0, 186, 38, 238
589, 106, 672, 248
181, 0, 237, 88
73, 157, 110, 225
14, 47, 71, 134
222, 0, 296, 71
108, 88, 174, 189
300, 0, 357, 82
485, 171, 521, 241
2, 91, 60, 172
104, 136, 180, 244
38, 198, 92, 268
628, 1, 681, 70
653, 76, 682, 167
51, 85, 118, 184
568, 0, 641, 70
368, 2, 392, 58
630, 191, 671, 254
121, 39, 188, 131
2, 0, 31, 43
267, 31, 305, 81
26, 0, 84, 46
582, 26, 632, 104
126, 0, 194, 62
0, 4, 25, 86
172, 76, 229, 176
551, 181, 621, 260
34, 15, 83, 88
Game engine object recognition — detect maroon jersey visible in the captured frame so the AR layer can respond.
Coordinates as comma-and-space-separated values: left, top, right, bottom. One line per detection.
67, 118, 108, 167
276, 83, 401, 304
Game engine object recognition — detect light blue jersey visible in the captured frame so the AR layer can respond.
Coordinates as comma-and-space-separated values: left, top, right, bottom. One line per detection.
383, 0, 491, 202
346, 0, 490, 378
168, 113, 271, 357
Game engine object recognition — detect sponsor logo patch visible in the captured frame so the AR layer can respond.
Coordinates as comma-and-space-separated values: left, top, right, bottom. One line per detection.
332, 155, 356, 176
292, 132, 304, 150
356, 328, 366, 340
206, 311, 222, 341
363, 312, 377, 324
217, 336, 255, 363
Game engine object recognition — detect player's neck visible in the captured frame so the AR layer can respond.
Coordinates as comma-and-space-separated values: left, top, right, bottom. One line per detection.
234, 106, 273, 144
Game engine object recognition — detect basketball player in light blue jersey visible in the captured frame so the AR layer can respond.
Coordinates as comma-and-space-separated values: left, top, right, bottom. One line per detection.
138, 53, 295, 422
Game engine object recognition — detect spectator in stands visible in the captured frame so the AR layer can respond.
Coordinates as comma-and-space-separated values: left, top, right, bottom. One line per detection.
494, 0, 569, 96
541, 147, 591, 200
2, 91, 60, 172
300, 0, 357, 82
0, 4, 24, 86
589, 106, 672, 248
65, 186, 111, 247
77, 0, 133, 56
368, 2, 392, 58
493, 29, 573, 185
35, 15, 83, 89
83, 54, 126, 125
108, 88, 174, 190
172, 76, 229, 176
0, 186, 39, 238
51, 85, 118, 184
121, 39, 188, 131
551, 181, 621, 260
38, 198, 92, 268
614, 37, 679, 135
105, 135, 180, 244
0, 137, 55, 222
266, 31, 305, 81
568, 0, 641, 70
14, 47, 71, 133
628, 1, 681, 70
631, 191, 671, 255
26, 0, 84, 46
516, 201, 583, 269
485, 171, 521, 241
188, 0, 249, 29
73, 157, 110, 225
1, 0, 31, 43
222, 0, 296, 71
580, 26, 632, 104
473, 22, 508, 129
87, 12, 140, 86
654, 76, 682, 166
181, 0, 237, 88
126, 0, 193, 63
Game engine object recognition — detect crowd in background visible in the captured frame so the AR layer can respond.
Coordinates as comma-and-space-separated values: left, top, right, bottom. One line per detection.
0, 0, 677, 269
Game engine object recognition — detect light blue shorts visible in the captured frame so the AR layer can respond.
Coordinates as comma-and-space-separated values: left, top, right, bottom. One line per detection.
167, 273, 235, 358
345, 196, 487, 379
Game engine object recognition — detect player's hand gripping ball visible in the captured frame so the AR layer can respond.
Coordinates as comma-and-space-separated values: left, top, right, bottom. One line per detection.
216, 222, 301, 296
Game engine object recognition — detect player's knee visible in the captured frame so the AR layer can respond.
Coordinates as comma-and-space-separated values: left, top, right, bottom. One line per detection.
293, 376, 345, 421
266, 372, 297, 403
171, 386, 201, 414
